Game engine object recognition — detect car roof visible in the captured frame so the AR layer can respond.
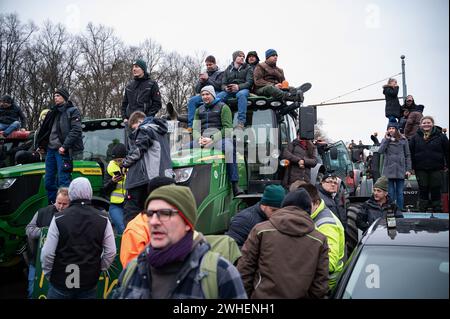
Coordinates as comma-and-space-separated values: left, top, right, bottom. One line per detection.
363, 218, 449, 248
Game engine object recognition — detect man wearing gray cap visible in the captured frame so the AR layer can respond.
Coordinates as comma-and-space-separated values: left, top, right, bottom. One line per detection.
41, 177, 116, 299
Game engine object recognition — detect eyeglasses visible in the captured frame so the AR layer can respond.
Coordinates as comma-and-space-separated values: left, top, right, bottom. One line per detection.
145, 208, 179, 222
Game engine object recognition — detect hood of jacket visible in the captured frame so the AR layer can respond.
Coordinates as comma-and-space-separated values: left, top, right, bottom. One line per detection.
269, 206, 315, 237
140, 116, 168, 135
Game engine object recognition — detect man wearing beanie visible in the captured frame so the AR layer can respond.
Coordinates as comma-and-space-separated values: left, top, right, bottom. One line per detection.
121, 59, 162, 122
356, 176, 403, 232
112, 184, 247, 299
0, 94, 27, 138
103, 143, 127, 234
318, 172, 347, 226
253, 49, 304, 103
238, 187, 329, 298
35, 87, 83, 204
226, 184, 285, 247
192, 85, 243, 196
41, 177, 116, 299
216, 50, 253, 129
187, 55, 224, 129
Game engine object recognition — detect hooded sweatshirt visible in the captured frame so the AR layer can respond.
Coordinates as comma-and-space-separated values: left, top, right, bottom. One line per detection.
237, 206, 329, 298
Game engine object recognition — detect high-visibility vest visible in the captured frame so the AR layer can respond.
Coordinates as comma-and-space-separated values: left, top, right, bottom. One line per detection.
107, 160, 126, 204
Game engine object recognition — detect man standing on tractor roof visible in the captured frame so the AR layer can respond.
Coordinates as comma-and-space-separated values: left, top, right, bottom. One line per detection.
217, 50, 254, 129
253, 49, 303, 103
121, 59, 162, 123
36, 88, 83, 204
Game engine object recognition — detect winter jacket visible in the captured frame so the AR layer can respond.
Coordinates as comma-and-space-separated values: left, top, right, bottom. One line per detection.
195, 66, 224, 94
225, 203, 268, 247
282, 139, 317, 186
378, 136, 412, 179
192, 99, 232, 142
404, 104, 424, 139
41, 199, 116, 290
121, 75, 162, 119
409, 126, 449, 171
356, 196, 403, 232
311, 200, 345, 289
0, 102, 27, 127
237, 206, 329, 299
253, 62, 285, 90
221, 63, 254, 91
36, 101, 83, 153
112, 234, 247, 299
103, 160, 126, 204
123, 117, 172, 190
383, 86, 401, 119
318, 184, 347, 226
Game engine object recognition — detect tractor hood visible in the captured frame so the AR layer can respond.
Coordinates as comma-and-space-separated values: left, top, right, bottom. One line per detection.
0, 160, 102, 178
171, 147, 225, 168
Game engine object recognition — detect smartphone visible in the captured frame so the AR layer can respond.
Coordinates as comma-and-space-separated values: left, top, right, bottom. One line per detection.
113, 171, 123, 177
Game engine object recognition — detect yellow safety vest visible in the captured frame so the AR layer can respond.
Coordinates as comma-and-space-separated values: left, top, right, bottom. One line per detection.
107, 160, 126, 204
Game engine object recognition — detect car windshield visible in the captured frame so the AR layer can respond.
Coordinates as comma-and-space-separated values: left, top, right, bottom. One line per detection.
343, 245, 449, 299
81, 128, 125, 162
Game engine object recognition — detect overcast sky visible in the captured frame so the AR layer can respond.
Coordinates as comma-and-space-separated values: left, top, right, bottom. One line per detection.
2, 0, 449, 144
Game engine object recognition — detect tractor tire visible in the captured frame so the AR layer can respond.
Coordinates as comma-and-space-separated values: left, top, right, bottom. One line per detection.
346, 203, 362, 256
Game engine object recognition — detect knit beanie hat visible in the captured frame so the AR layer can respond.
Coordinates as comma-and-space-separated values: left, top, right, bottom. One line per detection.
387, 122, 399, 130
145, 185, 197, 229
200, 85, 216, 99
111, 143, 127, 159
147, 176, 176, 195
133, 59, 148, 74
0, 95, 13, 104
265, 49, 278, 59
281, 188, 312, 214
260, 184, 286, 208
232, 50, 244, 62
54, 88, 70, 101
373, 176, 388, 192
68, 177, 93, 201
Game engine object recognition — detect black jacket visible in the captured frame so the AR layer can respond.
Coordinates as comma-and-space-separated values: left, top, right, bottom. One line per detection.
383, 86, 401, 119
121, 75, 162, 119
409, 126, 449, 171
36, 101, 83, 153
221, 63, 254, 91
225, 203, 267, 247
195, 66, 224, 94
356, 196, 403, 232
0, 102, 27, 127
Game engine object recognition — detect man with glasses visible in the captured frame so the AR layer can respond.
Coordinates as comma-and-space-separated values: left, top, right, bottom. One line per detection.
112, 185, 247, 299
318, 172, 347, 226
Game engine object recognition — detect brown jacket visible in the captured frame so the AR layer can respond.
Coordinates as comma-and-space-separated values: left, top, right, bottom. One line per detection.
253, 62, 285, 89
282, 139, 318, 186
404, 111, 423, 139
237, 206, 329, 299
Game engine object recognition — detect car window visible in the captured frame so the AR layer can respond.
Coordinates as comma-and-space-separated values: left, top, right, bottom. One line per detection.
343, 246, 449, 299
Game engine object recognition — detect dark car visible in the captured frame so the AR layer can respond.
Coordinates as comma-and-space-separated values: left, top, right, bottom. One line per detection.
332, 216, 449, 299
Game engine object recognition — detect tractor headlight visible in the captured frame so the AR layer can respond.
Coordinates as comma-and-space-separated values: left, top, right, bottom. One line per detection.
173, 167, 193, 183
0, 178, 16, 189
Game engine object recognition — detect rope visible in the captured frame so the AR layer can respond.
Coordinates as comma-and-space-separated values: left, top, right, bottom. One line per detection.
318, 72, 403, 105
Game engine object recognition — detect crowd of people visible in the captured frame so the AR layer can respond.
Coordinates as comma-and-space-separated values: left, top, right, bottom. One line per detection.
0, 49, 446, 299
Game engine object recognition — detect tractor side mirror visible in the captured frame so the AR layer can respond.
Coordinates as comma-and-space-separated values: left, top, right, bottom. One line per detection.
329, 147, 338, 160
298, 106, 316, 140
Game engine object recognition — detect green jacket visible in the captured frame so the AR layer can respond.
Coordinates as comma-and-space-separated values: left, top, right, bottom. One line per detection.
311, 200, 345, 289
193, 99, 232, 142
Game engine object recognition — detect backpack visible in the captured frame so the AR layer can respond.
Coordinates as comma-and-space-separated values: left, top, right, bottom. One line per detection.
117, 235, 241, 299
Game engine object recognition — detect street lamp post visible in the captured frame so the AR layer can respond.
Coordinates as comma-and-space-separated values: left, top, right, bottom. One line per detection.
401, 55, 407, 104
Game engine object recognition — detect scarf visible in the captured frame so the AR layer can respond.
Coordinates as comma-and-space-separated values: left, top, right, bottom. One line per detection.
298, 139, 309, 150
147, 230, 193, 269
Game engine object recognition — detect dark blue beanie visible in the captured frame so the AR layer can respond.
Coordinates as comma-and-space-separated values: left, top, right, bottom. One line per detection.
281, 188, 312, 214
265, 49, 278, 59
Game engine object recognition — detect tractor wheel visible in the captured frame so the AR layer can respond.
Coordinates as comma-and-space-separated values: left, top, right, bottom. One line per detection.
346, 203, 361, 256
